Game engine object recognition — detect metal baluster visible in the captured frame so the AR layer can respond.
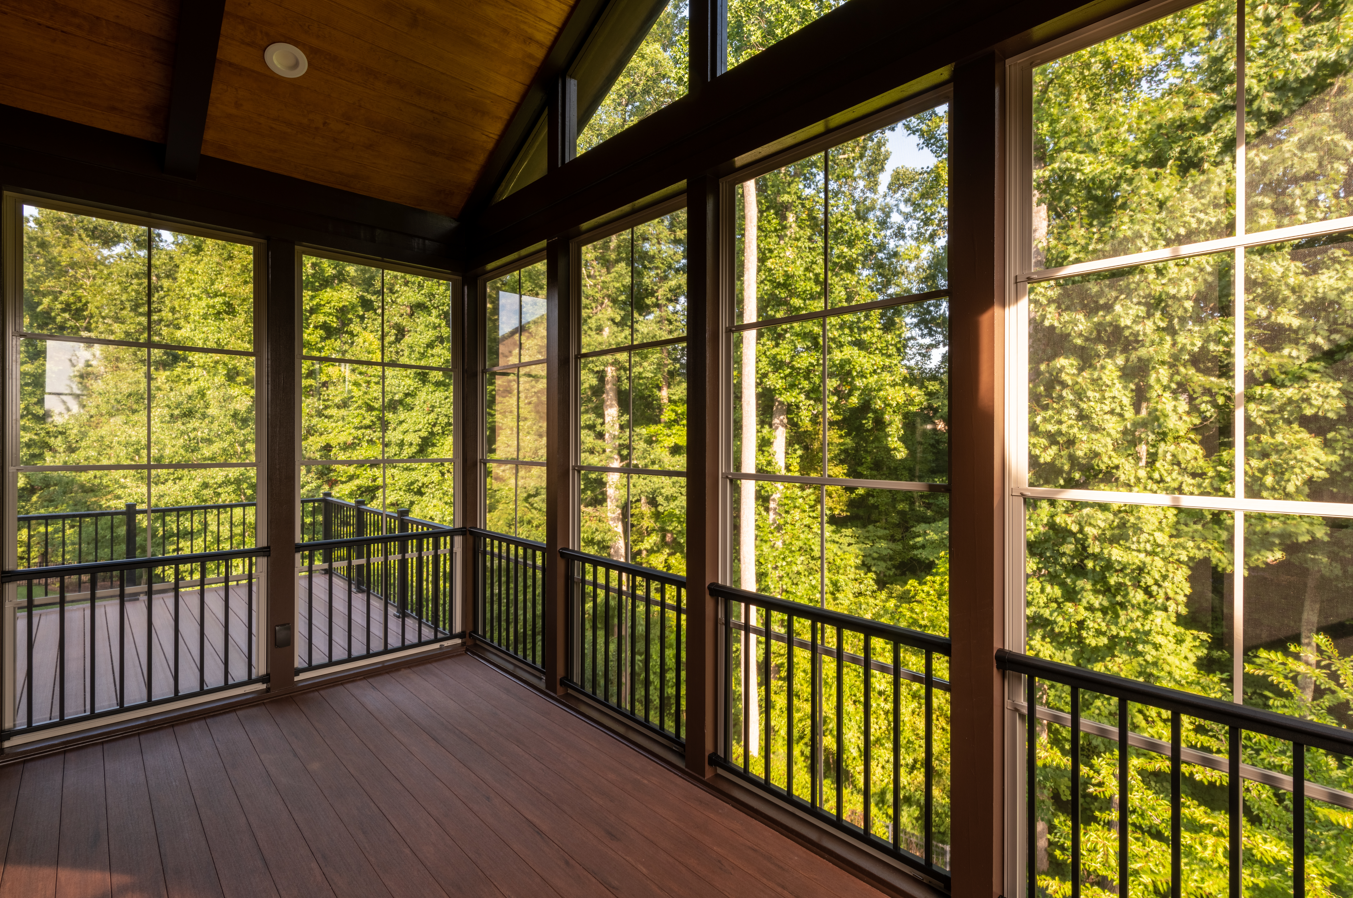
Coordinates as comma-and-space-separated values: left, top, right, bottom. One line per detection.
1027, 672, 1037, 898
1120, 698, 1130, 897
1171, 711, 1181, 898
1229, 726, 1241, 898
926, 649, 934, 868
1294, 741, 1305, 898
1072, 685, 1081, 897
892, 638, 900, 856
835, 624, 843, 822
57, 574, 66, 720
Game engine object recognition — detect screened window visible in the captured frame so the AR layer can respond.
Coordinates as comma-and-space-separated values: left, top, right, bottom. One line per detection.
1013, 2, 1353, 891
16, 202, 259, 566
727, 0, 848, 70
484, 261, 547, 541
577, 209, 688, 572
729, 103, 950, 631
301, 255, 455, 528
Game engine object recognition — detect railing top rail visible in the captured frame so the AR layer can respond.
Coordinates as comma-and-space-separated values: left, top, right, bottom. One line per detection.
19, 501, 257, 523
296, 527, 464, 553
468, 527, 547, 550
998, 648, 1353, 757
3, 545, 270, 583
305, 495, 444, 531
710, 582, 952, 655
559, 547, 687, 589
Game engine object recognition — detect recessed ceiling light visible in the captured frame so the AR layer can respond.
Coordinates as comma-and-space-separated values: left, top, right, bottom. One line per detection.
264, 42, 308, 79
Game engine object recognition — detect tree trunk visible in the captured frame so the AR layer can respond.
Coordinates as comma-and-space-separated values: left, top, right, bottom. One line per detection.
741, 179, 761, 757
604, 337, 625, 562
1300, 561, 1322, 703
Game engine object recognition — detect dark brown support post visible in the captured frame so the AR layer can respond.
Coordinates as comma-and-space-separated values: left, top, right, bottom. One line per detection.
265, 238, 299, 694
685, 173, 724, 778
457, 279, 479, 638
688, 0, 727, 99
547, 76, 578, 174
544, 236, 574, 694
949, 53, 1006, 898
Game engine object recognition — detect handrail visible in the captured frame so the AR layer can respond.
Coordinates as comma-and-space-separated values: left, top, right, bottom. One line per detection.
296, 527, 463, 553
559, 547, 687, 588
304, 495, 446, 531
3, 545, 270, 583
997, 649, 1353, 757
710, 582, 952, 656
467, 526, 547, 549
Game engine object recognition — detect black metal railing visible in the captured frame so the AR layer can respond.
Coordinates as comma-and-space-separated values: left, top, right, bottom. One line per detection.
471, 529, 546, 670
300, 493, 442, 545
561, 549, 685, 744
295, 523, 462, 673
711, 583, 952, 885
998, 649, 1353, 898
2, 547, 267, 735
19, 501, 256, 572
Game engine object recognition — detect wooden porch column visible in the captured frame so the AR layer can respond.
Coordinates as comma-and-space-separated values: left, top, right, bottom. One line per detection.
948, 53, 1006, 898
544, 236, 574, 695
685, 173, 724, 778
264, 238, 299, 694
456, 277, 479, 639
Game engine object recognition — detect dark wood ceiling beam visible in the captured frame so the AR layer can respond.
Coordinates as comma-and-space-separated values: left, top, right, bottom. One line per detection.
163, 0, 228, 179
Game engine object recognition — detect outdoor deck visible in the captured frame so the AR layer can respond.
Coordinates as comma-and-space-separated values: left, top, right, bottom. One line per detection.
15, 574, 441, 728
0, 653, 887, 898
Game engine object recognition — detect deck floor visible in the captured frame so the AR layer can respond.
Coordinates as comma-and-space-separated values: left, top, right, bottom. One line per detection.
16, 575, 441, 728
0, 653, 888, 898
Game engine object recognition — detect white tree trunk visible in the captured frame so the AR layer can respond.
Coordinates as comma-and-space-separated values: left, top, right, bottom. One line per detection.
604, 331, 625, 562
741, 180, 761, 758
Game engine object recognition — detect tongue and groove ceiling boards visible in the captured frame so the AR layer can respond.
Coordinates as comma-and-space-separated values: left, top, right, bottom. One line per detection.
0, 0, 577, 217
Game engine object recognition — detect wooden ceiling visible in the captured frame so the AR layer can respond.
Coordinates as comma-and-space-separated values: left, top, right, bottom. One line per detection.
0, 0, 578, 217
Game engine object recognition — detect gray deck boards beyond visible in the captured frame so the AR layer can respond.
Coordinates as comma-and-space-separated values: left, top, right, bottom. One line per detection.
14, 574, 443, 728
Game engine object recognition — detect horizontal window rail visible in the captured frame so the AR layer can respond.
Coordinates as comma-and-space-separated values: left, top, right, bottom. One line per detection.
711, 584, 952, 887
295, 523, 462, 674
471, 529, 545, 671
19, 501, 258, 573
561, 548, 685, 746
2, 546, 269, 736
996, 649, 1353, 898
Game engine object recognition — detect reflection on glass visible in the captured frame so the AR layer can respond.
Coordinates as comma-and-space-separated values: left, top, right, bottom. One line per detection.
17, 471, 148, 566
576, 0, 689, 154
731, 321, 823, 476
485, 371, 516, 460
1246, 2, 1353, 232
23, 206, 148, 342
301, 361, 381, 460
1032, 0, 1237, 268
629, 474, 686, 574
1025, 499, 1234, 698
384, 272, 451, 368
519, 364, 547, 463
520, 262, 548, 363
1245, 236, 1353, 504
1028, 255, 1233, 496
152, 230, 254, 352
827, 307, 946, 483
302, 256, 381, 362
385, 368, 453, 460
486, 271, 517, 369
151, 350, 254, 465
21, 341, 147, 467
581, 354, 631, 468
730, 478, 821, 606
581, 229, 633, 354
633, 211, 688, 343
631, 345, 685, 471
734, 156, 825, 324
386, 463, 454, 527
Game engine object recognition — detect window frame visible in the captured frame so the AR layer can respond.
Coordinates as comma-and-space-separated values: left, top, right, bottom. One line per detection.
298, 245, 461, 528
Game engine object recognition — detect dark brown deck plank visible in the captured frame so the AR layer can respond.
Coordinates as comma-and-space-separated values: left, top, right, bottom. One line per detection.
138, 728, 224, 898
318, 684, 607, 898
102, 736, 168, 898
232, 705, 392, 898
56, 744, 111, 898
0, 754, 63, 898
296, 689, 565, 898
351, 675, 678, 898
0, 765, 25, 875
261, 703, 457, 898
445, 658, 890, 898
203, 713, 335, 898
172, 720, 279, 898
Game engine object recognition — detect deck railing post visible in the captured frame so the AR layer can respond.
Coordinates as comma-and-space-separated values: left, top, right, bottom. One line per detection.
264, 237, 299, 695
355, 500, 367, 593
125, 502, 139, 586
321, 491, 333, 564
397, 509, 410, 618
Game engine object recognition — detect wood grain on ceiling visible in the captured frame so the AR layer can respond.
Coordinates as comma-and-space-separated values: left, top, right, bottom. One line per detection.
0, 0, 577, 218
